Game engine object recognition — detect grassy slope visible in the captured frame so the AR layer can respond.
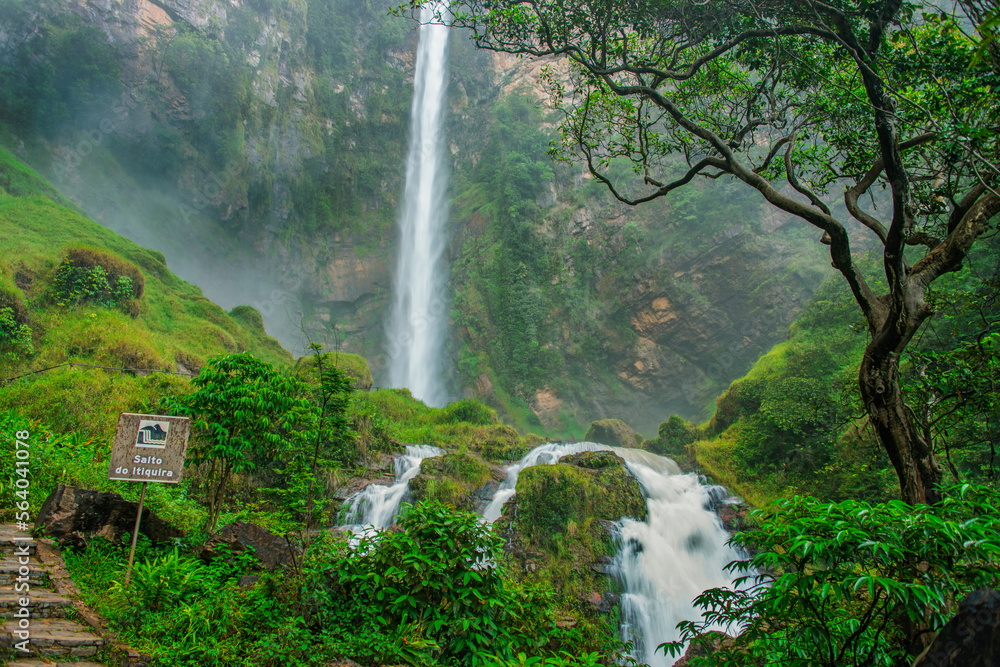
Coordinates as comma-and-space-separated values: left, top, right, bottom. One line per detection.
0, 145, 292, 441
686, 268, 898, 508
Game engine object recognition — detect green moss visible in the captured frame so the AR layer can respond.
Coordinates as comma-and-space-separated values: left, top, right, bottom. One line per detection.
500, 450, 647, 614
584, 419, 643, 448
515, 452, 646, 546
409, 449, 496, 511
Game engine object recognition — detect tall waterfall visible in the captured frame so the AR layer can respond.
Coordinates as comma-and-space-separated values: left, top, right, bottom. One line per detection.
386, 2, 451, 407
483, 442, 743, 666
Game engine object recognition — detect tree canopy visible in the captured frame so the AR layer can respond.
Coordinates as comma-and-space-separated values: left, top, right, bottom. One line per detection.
406, 0, 1000, 503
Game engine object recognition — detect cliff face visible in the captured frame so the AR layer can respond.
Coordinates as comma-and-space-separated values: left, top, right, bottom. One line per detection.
3, 0, 830, 435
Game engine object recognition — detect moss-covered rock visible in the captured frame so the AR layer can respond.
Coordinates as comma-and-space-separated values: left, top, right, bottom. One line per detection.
516, 451, 646, 545
498, 450, 647, 621
584, 418, 643, 448
408, 449, 503, 512
643, 414, 698, 470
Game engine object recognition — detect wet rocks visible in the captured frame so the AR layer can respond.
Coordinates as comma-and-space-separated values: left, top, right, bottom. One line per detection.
35, 485, 182, 547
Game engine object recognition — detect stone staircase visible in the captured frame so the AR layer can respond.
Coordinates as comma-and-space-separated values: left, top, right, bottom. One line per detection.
0, 524, 107, 666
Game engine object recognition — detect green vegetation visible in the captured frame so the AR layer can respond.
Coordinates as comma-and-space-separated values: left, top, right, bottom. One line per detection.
666, 486, 1000, 666
0, 145, 290, 440
165, 352, 313, 532
409, 448, 495, 510
435, 0, 1000, 504
500, 451, 646, 621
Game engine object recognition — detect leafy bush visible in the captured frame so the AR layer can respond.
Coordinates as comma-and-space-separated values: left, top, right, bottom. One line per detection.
0, 305, 32, 358
132, 548, 207, 612
304, 502, 567, 666
53, 246, 144, 312
437, 398, 499, 425
664, 485, 1000, 667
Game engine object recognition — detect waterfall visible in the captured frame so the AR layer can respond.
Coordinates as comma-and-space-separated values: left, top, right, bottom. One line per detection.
339, 445, 443, 532
483, 442, 743, 666
386, 1, 451, 407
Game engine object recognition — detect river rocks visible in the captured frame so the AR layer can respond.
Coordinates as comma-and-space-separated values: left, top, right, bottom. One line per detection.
35, 485, 182, 547
912, 588, 1000, 667
198, 521, 299, 571
584, 419, 643, 448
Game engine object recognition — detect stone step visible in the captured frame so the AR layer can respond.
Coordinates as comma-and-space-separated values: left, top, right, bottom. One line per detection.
0, 590, 73, 618
0, 556, 47, 586
0, 525, 36, 556
1, 618, 104, 657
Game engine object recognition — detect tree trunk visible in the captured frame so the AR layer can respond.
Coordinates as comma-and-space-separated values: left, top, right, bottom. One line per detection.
859, 346, 943, 505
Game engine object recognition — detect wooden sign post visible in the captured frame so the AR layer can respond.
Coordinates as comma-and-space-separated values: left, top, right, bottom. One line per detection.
108, 413, 190, 586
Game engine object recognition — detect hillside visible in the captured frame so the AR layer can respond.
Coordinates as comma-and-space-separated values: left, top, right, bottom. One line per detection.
0, 144, 291, 440
0, 0, 833, 436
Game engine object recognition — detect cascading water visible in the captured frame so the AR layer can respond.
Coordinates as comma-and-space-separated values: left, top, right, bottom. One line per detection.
386, 1, 451, 407
483, 442, 743, 666
339, 445, 443, 532
482, 441, 612, 522
612, 456, 743, 666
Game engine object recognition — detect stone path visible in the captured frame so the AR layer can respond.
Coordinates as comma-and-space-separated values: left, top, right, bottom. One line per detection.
0, 524, 106, 665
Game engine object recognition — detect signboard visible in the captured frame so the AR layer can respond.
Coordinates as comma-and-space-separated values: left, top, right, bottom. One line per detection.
108, 413, 191, 483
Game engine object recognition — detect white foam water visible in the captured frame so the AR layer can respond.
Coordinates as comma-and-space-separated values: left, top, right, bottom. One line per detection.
482, 441, 742, 666
339, 444, 444, 532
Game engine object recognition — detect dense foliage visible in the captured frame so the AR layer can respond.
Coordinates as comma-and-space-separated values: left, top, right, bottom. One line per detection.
665, 486, 1000, 666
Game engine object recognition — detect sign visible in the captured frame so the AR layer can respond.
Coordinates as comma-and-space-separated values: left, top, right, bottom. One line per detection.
108, 413, 190, 484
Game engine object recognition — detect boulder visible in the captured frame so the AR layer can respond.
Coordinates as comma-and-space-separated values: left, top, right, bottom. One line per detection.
35, 484, 182, 546
198, 521, 299, 571
912, 588, 1000, 667
498, 450, 647, 621
408, 450, 505, 513
585, 419, 643, 448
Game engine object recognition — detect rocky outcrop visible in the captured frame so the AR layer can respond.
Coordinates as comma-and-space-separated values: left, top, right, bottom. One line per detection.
584, 419, 643, 448
409, 451, 505, 513
198, 521, 299, 571
35, 485, 182, 546
498, 450, 647, 620
912, 588, 1000, 667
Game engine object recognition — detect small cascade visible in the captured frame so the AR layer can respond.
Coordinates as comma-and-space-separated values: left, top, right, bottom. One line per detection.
481, 441, 610, 523
339, 445, 443, 531
481, 442, 742, 666
611, 462, 742, 666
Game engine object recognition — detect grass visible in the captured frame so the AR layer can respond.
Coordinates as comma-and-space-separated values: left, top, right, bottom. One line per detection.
0, 145, 292, 439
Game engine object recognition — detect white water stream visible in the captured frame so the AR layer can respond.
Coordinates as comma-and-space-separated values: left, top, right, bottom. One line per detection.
336, 439, 741, 665
482, 442, 742, 666
339, 445, 444, 532
386, 1, 451, 407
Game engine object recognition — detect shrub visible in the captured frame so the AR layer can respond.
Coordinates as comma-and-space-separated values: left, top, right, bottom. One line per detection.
0, 282, 32, 359
132, 548, 207, 613
228, 305, 265, 332
53, 246, 144, 312
437, 398, 499, 425
664, 485, 1000, 667
305, 502, 561, 666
